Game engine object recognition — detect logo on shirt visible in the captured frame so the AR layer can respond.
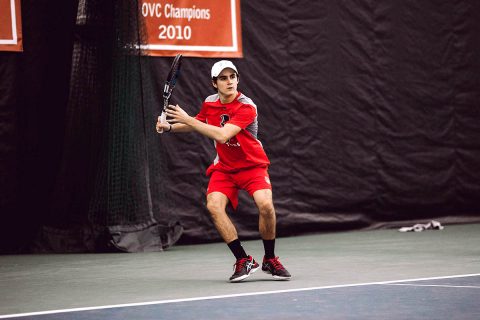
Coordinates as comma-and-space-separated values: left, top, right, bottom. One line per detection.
220, 114, 241, 147
220, 114, 230, 127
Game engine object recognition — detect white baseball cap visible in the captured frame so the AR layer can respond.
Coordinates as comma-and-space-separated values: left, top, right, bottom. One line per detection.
211, 60, 238, 78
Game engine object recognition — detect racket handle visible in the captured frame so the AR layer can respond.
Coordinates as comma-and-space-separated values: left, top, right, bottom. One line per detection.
157, 112, 167, 133
160, 111, 167, 124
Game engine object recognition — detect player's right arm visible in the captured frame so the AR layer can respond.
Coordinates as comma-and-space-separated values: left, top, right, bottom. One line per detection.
157, 101, 208, 134
156, 116, 193, 133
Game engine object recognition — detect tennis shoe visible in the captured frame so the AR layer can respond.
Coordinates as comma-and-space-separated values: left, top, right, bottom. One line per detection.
262, 256, 291, 280
229, 255, 259, 282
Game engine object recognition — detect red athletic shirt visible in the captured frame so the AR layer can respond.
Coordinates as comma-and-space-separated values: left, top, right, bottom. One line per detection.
195, 92, 270, 175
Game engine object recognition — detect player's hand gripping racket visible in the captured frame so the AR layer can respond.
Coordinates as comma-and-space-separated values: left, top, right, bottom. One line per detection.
159, 54, 183, 132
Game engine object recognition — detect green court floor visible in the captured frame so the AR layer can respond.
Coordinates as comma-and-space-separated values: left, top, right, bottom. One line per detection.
1, 223, 479, 317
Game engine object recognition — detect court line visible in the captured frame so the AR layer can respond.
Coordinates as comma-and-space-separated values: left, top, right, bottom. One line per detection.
1, 273, 479, 319
384, 283, 480, 289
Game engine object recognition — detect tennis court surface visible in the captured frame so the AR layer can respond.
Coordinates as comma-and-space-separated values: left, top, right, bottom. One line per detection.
1, 223, 479, 319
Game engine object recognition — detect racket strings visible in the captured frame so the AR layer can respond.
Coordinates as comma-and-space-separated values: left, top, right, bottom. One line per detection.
162, 54, 182, 112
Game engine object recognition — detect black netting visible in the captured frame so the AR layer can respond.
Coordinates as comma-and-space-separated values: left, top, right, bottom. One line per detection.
32, 0, 182, 253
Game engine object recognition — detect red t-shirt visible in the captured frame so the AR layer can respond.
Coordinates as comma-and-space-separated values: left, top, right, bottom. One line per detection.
195, 92, 270, 175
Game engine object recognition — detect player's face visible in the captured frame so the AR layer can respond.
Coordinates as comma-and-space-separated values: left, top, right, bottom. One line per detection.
213, 68, 238, 100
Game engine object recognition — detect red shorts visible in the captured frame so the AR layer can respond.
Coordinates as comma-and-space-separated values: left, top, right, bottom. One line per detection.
207, 166, 272, 209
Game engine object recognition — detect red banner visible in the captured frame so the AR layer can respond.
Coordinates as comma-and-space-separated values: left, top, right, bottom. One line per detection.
0, 0, 22, 52
139, 0, 242, 57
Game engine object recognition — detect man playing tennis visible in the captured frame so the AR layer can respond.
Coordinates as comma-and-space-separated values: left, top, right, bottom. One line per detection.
156, 60, 291, 282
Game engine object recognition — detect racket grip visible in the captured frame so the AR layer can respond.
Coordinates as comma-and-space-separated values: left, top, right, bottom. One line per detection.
160, 111, 167, 124
157, 111, 167, 133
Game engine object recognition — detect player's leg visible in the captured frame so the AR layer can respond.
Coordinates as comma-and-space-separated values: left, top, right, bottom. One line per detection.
206, 191, 237, 243
251, 185, 292, 281
252, 188, 276, 241
206, 173, 259, 282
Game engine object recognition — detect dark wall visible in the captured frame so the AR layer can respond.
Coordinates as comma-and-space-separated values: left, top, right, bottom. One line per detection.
0, 0, 78, 252
1, 1, 479, 252
157, 0, 480, 243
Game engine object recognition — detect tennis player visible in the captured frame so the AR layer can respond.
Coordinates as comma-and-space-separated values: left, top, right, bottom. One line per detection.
156, 60, 291, 282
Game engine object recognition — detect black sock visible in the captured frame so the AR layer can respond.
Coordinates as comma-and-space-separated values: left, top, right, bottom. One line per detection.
263, 239, 275, 259
227, 239, 248, 260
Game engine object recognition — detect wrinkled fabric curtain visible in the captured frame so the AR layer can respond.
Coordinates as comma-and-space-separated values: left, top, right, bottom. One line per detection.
1, 1, 479, 252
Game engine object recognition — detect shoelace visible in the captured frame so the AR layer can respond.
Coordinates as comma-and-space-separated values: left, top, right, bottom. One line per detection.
233, 257, 248, 272
266, 257, 285, 270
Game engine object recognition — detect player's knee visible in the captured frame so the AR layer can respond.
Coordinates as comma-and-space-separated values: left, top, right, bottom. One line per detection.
206, 199, 224, 216
258, 200, 275, 218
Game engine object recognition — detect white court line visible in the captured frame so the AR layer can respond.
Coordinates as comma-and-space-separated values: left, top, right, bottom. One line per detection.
385, 283, 480, 289
1, 273, 479, 319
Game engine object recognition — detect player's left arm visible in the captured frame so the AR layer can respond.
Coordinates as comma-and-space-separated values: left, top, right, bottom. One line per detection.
166, 104, 241, 144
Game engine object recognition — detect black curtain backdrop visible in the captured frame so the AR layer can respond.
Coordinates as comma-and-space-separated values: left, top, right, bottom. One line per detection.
1, 0, 479, 252
0, 0, 79, 252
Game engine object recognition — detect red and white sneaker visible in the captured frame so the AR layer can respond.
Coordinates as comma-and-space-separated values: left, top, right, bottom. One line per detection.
262, 256, 291, 280
229, 255, 260, 282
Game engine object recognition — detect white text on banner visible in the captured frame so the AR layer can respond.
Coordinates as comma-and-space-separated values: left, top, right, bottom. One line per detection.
139, 0, 242, 58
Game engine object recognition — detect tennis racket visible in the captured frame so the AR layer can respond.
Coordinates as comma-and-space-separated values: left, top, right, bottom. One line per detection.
158, 54, 183, 132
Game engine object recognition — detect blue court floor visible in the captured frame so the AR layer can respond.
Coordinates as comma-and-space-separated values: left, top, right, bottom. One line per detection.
3, 274, 479, 320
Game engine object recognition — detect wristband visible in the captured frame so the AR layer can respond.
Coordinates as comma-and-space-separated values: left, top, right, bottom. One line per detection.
165, 124, 172, 132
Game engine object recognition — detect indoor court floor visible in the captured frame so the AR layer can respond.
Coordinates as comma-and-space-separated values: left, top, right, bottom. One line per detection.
1, 223, 479, 319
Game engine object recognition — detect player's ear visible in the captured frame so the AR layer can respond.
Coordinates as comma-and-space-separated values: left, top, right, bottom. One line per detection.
212, 80, 217, 88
